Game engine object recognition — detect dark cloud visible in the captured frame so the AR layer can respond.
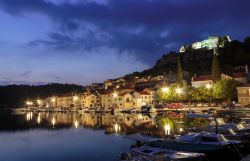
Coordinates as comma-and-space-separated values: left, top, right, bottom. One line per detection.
1, 0, 250, 64
19, 70, 32, 77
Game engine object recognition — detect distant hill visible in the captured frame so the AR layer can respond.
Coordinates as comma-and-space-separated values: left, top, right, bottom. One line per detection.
0, 83, 84, 108
124, 36, 250, 80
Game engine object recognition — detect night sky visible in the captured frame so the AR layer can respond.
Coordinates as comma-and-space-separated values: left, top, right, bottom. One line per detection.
0, 0, 250, 85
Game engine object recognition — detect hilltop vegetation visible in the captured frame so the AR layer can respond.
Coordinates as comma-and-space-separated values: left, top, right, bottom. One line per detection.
124, 36, 250, 80
0, 84, 84, 108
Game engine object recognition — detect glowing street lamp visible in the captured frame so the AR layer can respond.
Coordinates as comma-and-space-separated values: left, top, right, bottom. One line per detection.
51, 98, 56, 102
26, 101, 33, 108
37, 99, 41, 107
26, 101, 30, 106
176, 88, 182, 95
113, 93, 118, 98
73, 96, 78, 101
206, 84, 212, 89
162, 87, 169, 93
51, 98, 56, 108
37, 99, 41, 104
206, 84, 213, 105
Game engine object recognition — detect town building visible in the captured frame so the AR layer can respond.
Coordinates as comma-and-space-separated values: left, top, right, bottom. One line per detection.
133, 89, 153, 108
81, 93, 100, 108
191, 75, 213, 88
112, 92, 135, 109
56, 93, 80, 108
237, 84, 250, 106
100, 90, 113, 108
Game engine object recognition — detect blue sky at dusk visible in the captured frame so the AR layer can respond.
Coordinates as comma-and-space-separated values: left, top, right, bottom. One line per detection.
0, 0, 250, 85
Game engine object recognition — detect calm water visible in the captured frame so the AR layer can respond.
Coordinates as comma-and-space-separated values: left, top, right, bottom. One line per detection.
0, 109, 247, 161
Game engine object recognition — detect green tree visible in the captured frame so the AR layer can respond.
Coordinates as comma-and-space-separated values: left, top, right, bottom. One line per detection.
212, 79, 238, 101
156, 83, 187, 102
211, 52, 221, 82
188, 87, 210, 102
176, 54, 183, 84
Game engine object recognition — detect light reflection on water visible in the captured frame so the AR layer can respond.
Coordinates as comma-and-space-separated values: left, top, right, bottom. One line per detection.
0, 110, 215, 161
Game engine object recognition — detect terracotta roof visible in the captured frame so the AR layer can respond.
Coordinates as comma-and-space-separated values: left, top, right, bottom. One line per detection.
100, 90, 113, 95
118, 92, 130, 96
137, 91, 150, 95
192, 75, 212, 82
237, 84, 250, 88
231, 72, 247, 78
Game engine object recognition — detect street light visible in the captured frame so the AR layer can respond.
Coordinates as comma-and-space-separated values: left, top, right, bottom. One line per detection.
206, 84, 213, 105
73, 96, 78, 101
51, 98, 56, 102
26, 101, 33, 108
206, 84, 212, 89
162, 87, 169, 93
37, 99, 41, 107
51, 98, 56, 108
113, 93, 118, 98
176, 88, 182, 95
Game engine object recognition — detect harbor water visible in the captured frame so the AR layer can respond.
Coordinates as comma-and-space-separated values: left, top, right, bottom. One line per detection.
0, 108, 249, 161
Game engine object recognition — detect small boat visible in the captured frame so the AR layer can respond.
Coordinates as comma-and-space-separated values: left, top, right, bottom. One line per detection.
148, 132, 242, 153
141, 105, 157, 113
186, 113, 213, 119
206, 123, 250, 142
120, 146, 205, 161
122, 134, 205, 161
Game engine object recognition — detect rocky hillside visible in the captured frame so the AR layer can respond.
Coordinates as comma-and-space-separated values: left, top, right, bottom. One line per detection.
125, 36, 250, 79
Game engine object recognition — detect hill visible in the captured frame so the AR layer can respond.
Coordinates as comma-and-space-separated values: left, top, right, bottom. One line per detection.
0, 83, 84, 108
124, 36, 250, 80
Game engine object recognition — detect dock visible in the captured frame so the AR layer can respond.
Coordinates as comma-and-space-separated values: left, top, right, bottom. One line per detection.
241, 155, 250, 161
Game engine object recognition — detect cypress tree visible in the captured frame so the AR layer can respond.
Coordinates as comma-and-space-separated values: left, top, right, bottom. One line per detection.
212, 48, 221, 82
176, 54, 183, 84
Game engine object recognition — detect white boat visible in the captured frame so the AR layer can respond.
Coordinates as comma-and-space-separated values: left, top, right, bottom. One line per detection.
123, 134, 205, 160
120, 146, 205, 161
148, 132, 242, 153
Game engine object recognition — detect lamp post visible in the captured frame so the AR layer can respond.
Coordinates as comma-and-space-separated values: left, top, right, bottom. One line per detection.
175, 88, 182, 102
51, 98, 56, 108
206, 84, 212, 106
37, 99, 41, 108
162, 87, 169, 93
73, 96, 79, 108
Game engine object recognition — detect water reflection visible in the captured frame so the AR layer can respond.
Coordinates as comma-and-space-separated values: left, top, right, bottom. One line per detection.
164, 124, 171, 135
26, 112, 33, 121
37, 115, 41, 124
51, 117, 56, 126
9, 111, 213, 137
74, 120, 79, 128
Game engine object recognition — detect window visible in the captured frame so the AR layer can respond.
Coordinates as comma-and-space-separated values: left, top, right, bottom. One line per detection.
126, 98, 130, 102
201, 137, 218, 142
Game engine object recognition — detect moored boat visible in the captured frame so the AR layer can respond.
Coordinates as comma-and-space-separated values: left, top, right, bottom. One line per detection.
120, 146, 205, 161
148, 132, 242, 153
